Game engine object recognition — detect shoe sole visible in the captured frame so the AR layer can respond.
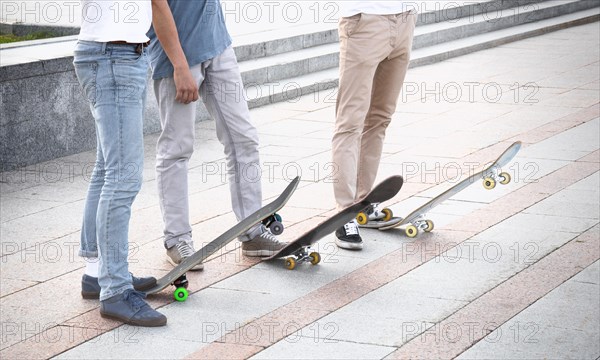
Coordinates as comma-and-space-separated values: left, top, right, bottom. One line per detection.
335, 238, 363, 250
100, 312, 167, 327
242, 249, 277, 257
167, 257, 204, 271
81, 291, 98, 299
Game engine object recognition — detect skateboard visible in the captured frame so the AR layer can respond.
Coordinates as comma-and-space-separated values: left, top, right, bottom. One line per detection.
145, 176, 300, 301
264, 175, 404, 269
379, 141, 522, 236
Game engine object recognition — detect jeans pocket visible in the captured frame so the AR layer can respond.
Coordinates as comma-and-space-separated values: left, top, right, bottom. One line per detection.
112, 56, 148, 104
73, 61, 99, 106
112, 48, 144, 64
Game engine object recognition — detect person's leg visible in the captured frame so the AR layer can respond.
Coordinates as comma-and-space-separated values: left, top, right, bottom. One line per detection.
154, 65, 205, 269
92, 45, 147, 300
80, 130, 104, 260
75, 42, 156, 300
201, 47, 284, 256
79, 116, 104, 283
332, 14, 392, 211
154, 67, 202, 244
75, 41, 165, 326
356, 12, 417, 200
332, 14, 395, 250
200, 47, 261, 233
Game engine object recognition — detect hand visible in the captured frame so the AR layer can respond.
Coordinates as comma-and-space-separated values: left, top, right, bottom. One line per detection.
173, 67, 199, 104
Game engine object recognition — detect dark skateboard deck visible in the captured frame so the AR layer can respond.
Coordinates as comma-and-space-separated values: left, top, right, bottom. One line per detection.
264, 175, 404, 269
380, 141, 522, 236
146, 176, 300, 300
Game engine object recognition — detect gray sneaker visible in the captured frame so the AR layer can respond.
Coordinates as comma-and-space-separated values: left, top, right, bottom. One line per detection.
242, 230, 287, 257
166, 239, 204, 271
100, 289, 167, 327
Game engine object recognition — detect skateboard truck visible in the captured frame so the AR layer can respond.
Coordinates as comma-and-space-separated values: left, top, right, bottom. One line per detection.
262, 213, 284, 235
405, 215, 435, 238
284, 246, 321, 270
356, 203, 393, 225
483, 166, 512, 190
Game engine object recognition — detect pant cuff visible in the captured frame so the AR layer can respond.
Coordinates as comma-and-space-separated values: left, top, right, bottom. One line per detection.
239, 224, 264, 242
99, 284, 134, 302
164, 235, 192, 249
79, 249, 99, 258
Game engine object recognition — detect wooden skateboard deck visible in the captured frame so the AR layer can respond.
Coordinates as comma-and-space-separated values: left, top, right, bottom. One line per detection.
380, 141, 521, 236
264, 175, 404, 269
146, 176, 300, 300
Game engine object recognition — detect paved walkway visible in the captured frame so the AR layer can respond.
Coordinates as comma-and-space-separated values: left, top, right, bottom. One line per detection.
1, 22, 599, 359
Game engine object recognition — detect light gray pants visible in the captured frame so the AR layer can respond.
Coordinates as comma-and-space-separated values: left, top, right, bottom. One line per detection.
154, 46, 262, 249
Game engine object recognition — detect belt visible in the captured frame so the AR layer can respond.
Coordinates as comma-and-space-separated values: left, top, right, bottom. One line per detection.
108, 41, 150, 54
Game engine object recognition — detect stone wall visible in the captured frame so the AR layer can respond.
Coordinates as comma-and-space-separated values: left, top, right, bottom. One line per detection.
0, 53, 214, 171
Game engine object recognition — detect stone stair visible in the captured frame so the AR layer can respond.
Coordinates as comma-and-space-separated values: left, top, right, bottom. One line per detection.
235, 0, 599, 109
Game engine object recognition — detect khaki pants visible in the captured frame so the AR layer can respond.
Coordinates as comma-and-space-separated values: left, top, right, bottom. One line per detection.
332, 12, 417, 210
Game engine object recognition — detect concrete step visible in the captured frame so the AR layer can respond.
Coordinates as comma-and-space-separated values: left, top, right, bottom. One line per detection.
413, 0, 599, 49
415, 0, 546, 26
242, 7, 600, 111
233, 0, 599, 102
232, 23, 337, 62
234, 0, 553, 62
239, 42, 338, 85
411, 7, 600, 67
232, 0, 592, 61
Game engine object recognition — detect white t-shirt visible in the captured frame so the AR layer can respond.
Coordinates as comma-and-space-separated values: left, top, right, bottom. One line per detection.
340, 1, 411, 17
78, 0, 152, 43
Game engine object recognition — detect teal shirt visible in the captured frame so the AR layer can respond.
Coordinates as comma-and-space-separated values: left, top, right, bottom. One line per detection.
147, 0, 232, 80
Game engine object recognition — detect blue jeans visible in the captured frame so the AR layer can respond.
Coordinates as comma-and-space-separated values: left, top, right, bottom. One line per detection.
74, 40, 148, 301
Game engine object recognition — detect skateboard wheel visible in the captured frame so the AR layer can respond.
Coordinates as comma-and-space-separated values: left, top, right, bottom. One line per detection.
269, 221, 284, 235
285, 257, 296, 270
174, 287, 189, 302
405, 225, 418, 238
483, 177, 496, 190
382, 208, 393, 222
274, 213, 282, 222
356, 212, 368, 225
424, 220, 434, 232
499, 172, 511, 185
309, 252, 321, 265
